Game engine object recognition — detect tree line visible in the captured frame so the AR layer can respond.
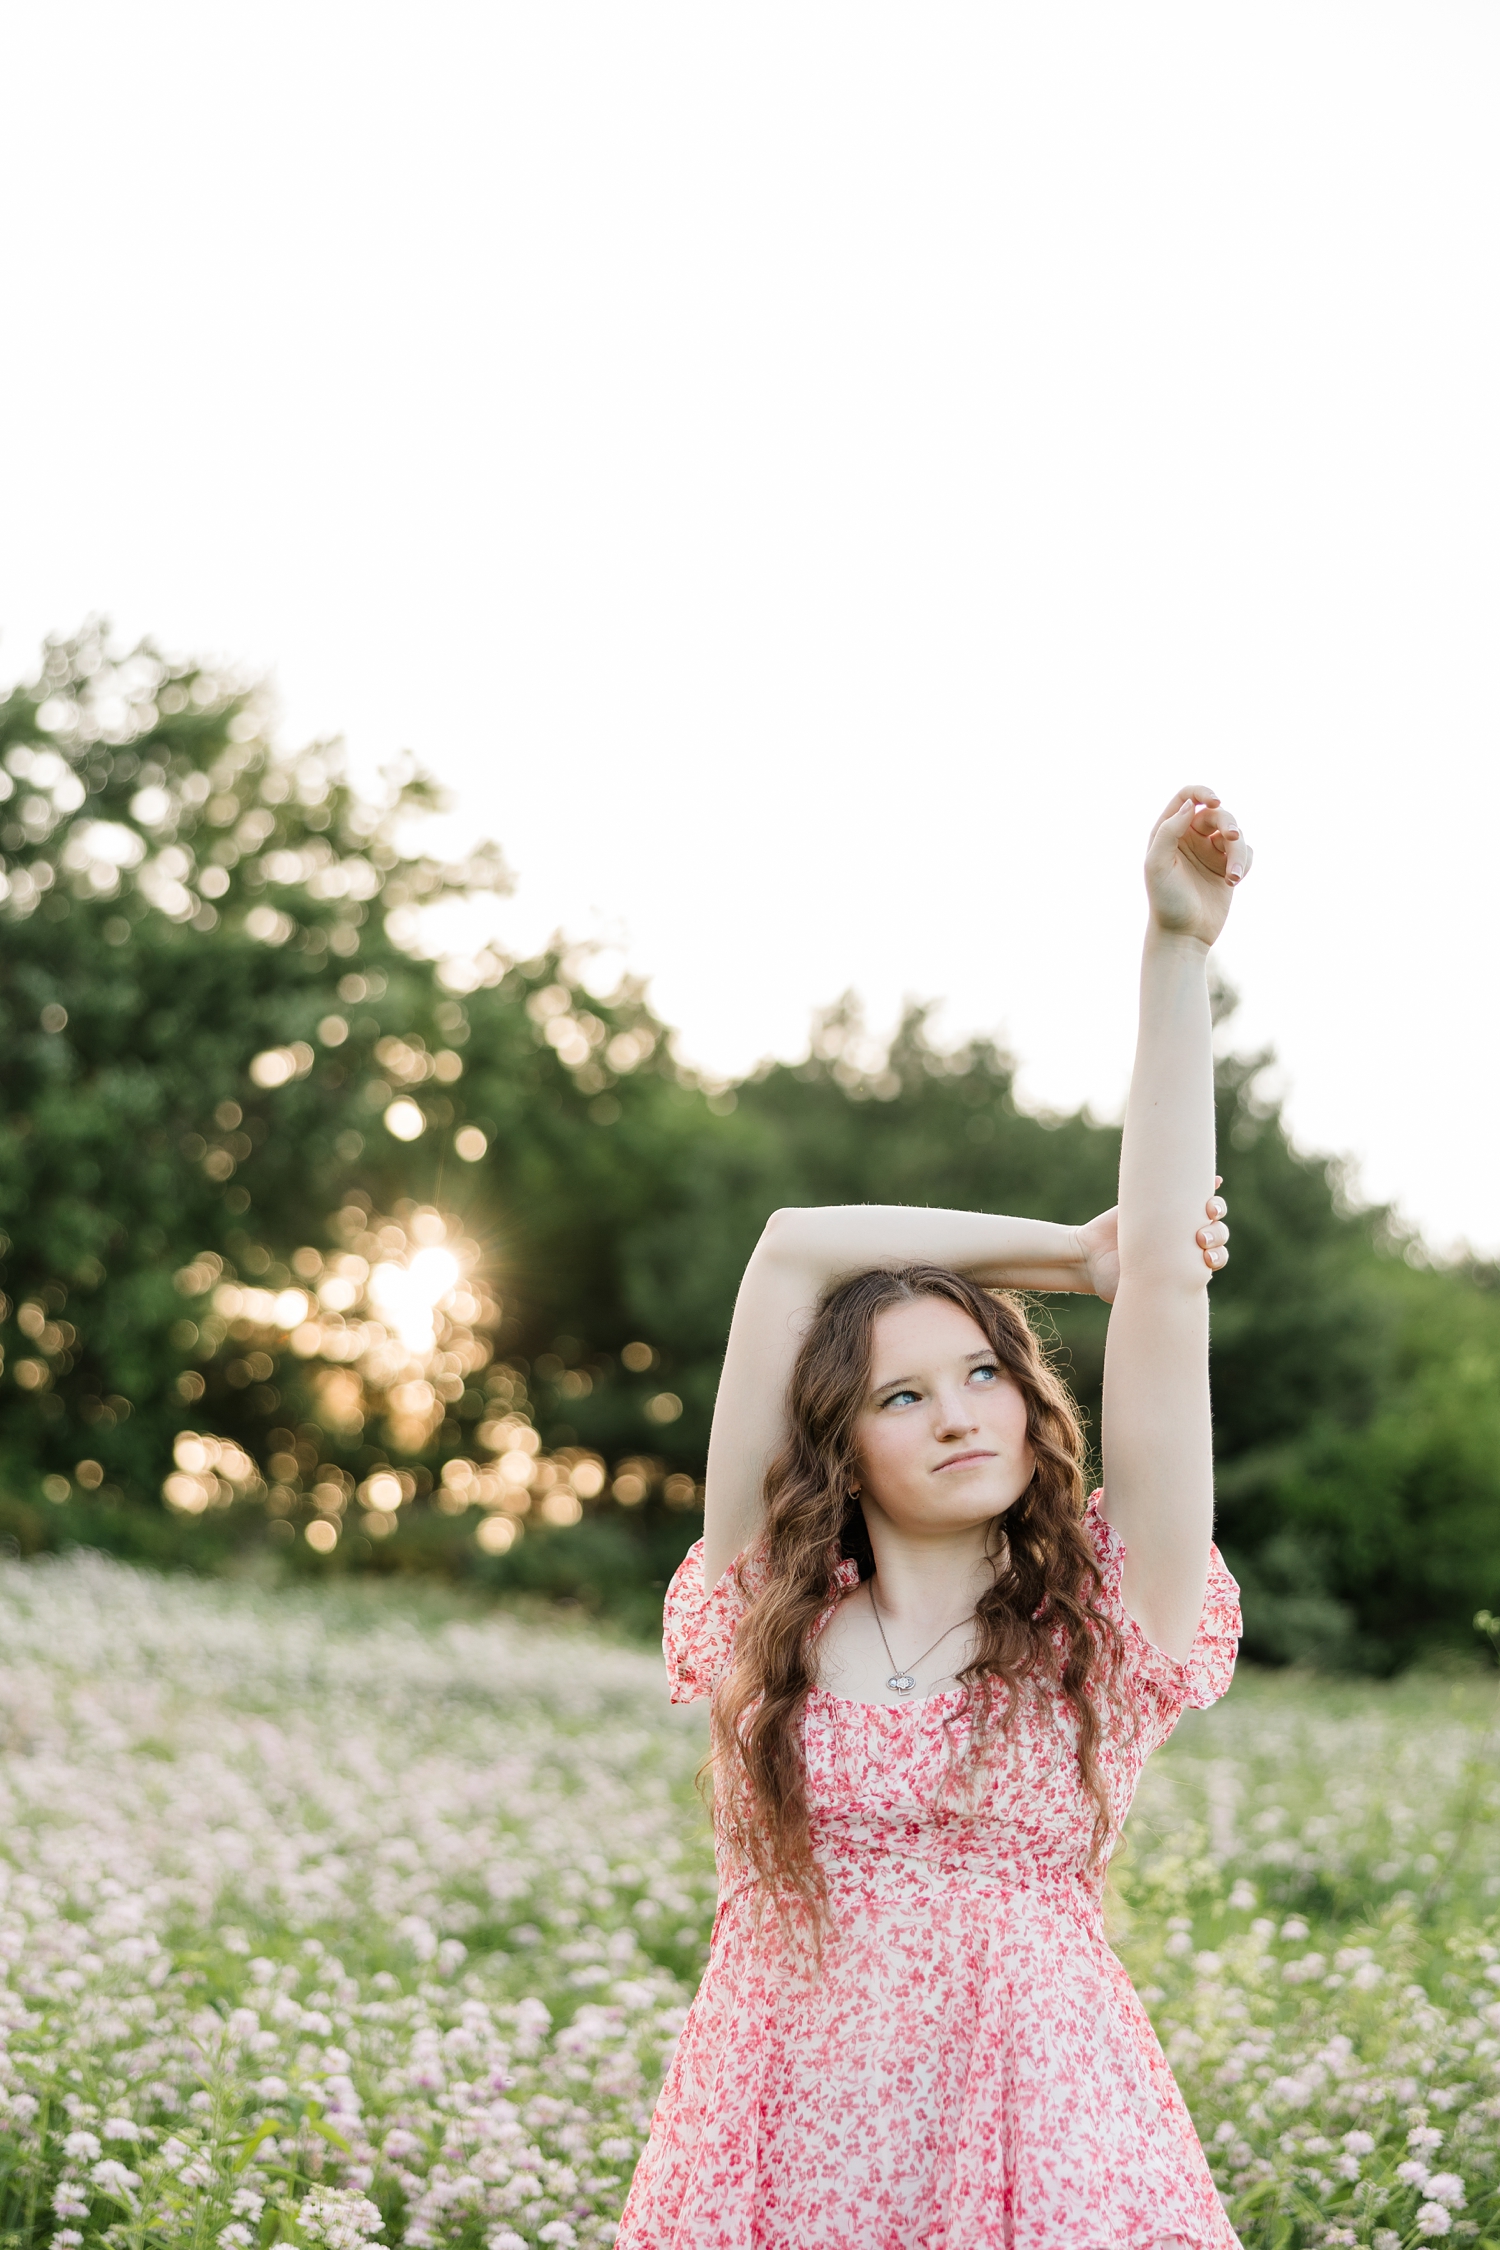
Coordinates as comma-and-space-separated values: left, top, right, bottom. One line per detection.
1, 624, 1495, 1664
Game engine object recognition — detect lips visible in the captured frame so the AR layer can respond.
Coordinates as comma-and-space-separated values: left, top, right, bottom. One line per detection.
933, 1450, 996, 1473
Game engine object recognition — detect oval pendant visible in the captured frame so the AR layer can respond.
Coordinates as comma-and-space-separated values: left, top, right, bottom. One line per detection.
887, 1674, 916, 1693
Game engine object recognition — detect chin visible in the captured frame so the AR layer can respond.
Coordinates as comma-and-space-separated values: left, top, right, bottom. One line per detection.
934, 1469, 1022, 1506
914, 1490, 1018, 1531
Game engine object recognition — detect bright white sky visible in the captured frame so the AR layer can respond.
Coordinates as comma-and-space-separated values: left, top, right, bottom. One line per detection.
2, 3, 1497, 1251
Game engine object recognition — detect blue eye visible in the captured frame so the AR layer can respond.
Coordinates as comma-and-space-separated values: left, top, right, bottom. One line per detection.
971, 1363, 1000, 1384
881, 1388, 919, 1408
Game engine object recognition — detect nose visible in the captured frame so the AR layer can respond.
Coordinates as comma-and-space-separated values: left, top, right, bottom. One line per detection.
933, 1390, 978, 1441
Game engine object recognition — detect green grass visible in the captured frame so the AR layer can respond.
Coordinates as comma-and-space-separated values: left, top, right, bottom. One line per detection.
0, 1555, 1496, 2249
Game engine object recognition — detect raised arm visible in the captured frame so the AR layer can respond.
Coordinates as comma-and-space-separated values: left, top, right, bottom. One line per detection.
1101, 787, 1251, 1660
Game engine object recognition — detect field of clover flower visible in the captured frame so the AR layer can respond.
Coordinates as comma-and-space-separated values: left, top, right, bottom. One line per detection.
0, 1558, 1498, 2250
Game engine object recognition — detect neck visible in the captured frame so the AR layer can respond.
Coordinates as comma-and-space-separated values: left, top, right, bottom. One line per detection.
862, 1511, 1001, 1629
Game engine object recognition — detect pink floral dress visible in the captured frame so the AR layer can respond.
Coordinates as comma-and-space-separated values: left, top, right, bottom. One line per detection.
616, 1496, 1243, 2250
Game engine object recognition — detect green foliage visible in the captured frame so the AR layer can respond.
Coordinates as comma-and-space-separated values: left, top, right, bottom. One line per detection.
2, 624, 1498, 1667
0, 623, 709, 1595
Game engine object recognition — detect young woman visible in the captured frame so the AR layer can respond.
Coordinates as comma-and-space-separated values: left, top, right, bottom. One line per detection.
618, 787, 1252, 2250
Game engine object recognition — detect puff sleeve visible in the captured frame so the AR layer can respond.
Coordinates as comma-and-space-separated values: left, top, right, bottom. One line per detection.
662, 1538, 758, 1704
1085, 1492, 1241, 1746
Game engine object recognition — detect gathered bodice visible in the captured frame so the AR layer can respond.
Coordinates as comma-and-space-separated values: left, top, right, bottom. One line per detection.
798, 1683, 1112, 1919
664, 1494, 1242, 1918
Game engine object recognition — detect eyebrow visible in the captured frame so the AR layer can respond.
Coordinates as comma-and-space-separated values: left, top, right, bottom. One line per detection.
872, 1350, 994, 1393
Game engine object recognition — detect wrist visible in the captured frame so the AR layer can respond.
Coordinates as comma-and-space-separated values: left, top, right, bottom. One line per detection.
1143, 924, 1212, 964
1067, 1225, 1090, 1289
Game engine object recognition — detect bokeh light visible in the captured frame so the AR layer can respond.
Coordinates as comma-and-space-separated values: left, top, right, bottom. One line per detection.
369, 1246, 460, 1357
384, 1098, 425, 1141
162, 1171, 677, 1548
163, 1430, 260, 1513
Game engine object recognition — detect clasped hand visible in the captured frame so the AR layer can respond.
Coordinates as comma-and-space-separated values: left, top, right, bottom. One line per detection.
1145, 786, 1252, 949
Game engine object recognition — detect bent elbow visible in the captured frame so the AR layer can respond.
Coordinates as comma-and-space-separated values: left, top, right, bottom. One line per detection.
754, 1206, 817, 1269
753, 1204, 850, 1282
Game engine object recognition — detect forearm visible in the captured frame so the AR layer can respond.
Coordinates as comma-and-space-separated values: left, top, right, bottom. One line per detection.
1102, 926, 1217, 1651
1117, 934, 1217, 1285
757, 1204, 1092, 1294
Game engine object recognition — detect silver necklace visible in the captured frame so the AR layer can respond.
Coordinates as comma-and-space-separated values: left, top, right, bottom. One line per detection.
868, 1585, 972, 1694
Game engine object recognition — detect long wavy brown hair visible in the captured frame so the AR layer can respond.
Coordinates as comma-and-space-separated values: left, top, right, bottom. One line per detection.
713, 1264, 1123, 1921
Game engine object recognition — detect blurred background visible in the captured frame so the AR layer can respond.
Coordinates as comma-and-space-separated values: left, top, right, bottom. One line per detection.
1, 3, 1497, 1666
